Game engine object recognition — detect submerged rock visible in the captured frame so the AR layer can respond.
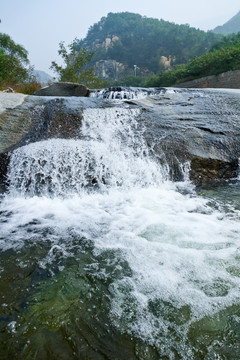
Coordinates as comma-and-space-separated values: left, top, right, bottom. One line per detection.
33, 82, 90, 97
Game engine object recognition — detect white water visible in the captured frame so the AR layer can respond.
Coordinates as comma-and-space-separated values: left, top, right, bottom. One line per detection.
7, 107, 167, 197
1, 104, 240, 352
90, 87, 164, 100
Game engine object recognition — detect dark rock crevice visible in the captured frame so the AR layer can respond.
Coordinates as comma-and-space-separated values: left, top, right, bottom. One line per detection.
195, 126, 226, 135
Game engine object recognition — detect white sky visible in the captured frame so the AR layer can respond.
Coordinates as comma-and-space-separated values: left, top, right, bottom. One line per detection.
1, 0, 240, 75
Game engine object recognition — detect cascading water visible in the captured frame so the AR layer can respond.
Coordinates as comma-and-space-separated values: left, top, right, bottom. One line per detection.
1, 92, 240, 359
90, 87, 164, 100
7, 107, 167, 197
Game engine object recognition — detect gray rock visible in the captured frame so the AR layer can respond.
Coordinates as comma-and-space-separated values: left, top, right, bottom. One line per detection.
0, 93, 27, 114
135, 88, 240, 185
3, 87, 14, 93
33, 82, 90, 97
94, 60, 126, 80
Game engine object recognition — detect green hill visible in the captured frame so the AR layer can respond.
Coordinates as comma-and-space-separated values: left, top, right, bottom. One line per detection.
213, 11, 240, 35
79, 12, 220, 81
144, 32, 240, 87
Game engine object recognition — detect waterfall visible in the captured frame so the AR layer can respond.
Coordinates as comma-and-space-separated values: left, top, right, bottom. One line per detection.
90, 87, 165, 100
7, 107, 168, 197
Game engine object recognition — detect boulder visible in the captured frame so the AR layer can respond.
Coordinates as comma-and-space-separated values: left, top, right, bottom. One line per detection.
2, 87, 14, 93
33, 82, 90, 97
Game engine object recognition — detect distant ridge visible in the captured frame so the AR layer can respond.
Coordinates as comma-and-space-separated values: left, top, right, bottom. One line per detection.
31, 70, 53, 85
213, 11, 240, 35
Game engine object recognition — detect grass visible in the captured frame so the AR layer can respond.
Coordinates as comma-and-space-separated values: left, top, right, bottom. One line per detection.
13, 81, 43, 95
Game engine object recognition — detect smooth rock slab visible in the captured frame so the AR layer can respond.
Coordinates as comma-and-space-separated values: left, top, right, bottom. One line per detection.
0, 93, 27, 114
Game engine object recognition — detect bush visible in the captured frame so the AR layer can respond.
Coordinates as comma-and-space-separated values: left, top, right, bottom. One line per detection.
13, 81, 42, 95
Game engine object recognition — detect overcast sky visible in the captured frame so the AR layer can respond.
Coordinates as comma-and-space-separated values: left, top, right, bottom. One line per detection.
1, 0, 240, 76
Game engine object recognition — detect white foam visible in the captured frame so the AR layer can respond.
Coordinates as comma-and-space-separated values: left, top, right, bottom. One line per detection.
1, 185, 240, 325
90, 88, 162, 100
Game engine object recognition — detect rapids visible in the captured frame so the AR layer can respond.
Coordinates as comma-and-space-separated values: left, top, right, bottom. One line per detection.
0, 88, 240, 359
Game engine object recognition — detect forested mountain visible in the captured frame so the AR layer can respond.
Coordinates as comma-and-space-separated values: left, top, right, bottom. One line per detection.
213, 11, 240, 35
79, 12, 220, 80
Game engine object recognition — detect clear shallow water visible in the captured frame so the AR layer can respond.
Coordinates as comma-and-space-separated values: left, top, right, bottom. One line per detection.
1, 103, 240, 359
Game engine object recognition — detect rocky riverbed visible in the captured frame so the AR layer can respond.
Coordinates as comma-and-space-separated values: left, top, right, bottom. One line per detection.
1, 87, 240, 359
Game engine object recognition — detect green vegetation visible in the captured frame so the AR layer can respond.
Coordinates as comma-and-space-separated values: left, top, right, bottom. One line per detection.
0, 33, 30, 88
50, 39, 106, 88
210, 31, 240, 51
111, 75, 146, 87
13, 80, 42, 95
80, 12, 221, 76
144, 32, 240, 87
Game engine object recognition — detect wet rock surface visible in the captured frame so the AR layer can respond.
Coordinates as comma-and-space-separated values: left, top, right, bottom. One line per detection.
1, 88, 240, 190
0, 94, 112, 191
135, 88, 240, 185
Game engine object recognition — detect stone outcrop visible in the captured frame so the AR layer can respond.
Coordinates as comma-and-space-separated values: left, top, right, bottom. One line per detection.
174, 70, 240, 89
33, 82, 90, 97
94, 60, 126, 80
160, 56, 176, 70
101, 35, 120, 49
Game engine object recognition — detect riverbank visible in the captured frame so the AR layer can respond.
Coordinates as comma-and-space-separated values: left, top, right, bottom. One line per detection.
174, 69, 240, 89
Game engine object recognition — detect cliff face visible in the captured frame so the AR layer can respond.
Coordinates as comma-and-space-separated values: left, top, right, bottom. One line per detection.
94, 60, 126, 80
174, 70, 240, 89
91, 35, 120, 50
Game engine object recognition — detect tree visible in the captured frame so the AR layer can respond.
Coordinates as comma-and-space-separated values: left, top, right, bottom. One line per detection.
50, 39, 105, 88
0, 33, 30, 87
